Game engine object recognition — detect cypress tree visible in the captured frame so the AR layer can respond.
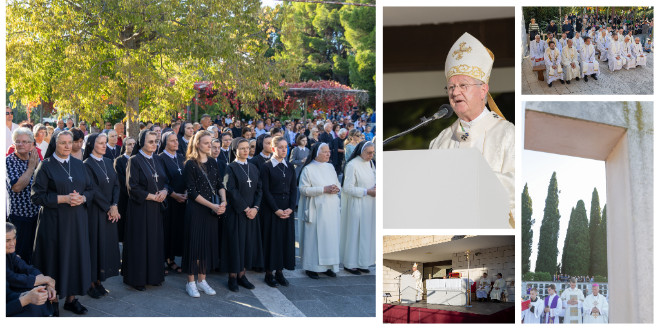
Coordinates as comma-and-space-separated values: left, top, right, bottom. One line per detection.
588, 188, 602, 276
521, 183, 534, 274
535, 172, 561, 274
561, 201, 590, 275
595, 204, 609, 277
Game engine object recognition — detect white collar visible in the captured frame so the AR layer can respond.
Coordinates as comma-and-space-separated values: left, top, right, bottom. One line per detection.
311, 160, 324, 165
182, 136, 189, 143
459, 107, 489, 129
260, 152, 271, 159
271, 157, 288, 167
298, 146, 307, 150
221, 147, 230, 152
90, 153, 104, 161
235, 159, 248, 165
53, 153, 71, 163
106, 143, 116, 150
139, 149, 153, 159
163, 149, 177, 159
124, 154, 130, 159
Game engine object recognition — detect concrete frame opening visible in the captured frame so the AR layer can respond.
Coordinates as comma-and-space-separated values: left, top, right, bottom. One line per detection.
524, 101, 653, 323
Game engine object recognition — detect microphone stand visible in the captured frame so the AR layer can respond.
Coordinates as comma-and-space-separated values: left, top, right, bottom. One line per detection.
383, 112, 449, 146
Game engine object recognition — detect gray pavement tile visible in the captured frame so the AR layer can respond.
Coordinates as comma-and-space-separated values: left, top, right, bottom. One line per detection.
317, 294, 372, 317
291, 299, 338, 317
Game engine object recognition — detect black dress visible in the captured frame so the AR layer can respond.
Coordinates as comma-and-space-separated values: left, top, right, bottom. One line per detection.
177, 136, 189, 156
260, 160, 297, 271
157, 151, 186, 259
122, 152, 169, 287
104, 145, 119, 160
113, 155, 129, 243
248, 153, 270, 237
31, 157, 93, 298
217, 149, 232, 179
181, 160, 223, 275
84, 156, 121, 282
220, 161, 264, 273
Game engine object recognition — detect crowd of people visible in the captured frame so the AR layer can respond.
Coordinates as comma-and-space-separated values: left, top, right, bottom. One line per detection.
5, 106, 376, 316
527, 13, 652, 87
522, 278, 609, 324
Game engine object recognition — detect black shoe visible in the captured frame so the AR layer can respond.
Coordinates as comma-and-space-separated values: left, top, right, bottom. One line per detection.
275, 272, 289, 287
345, 268, 361, 275
324, 269, 337, 278
63, 299, 88, 315
132, 285, 146, 291
228, 277, 239, 292
575, 77, 579, 81
358, 268, 370, 273
52, 301, 60, 317
566, 80, 571, 84
238, 275, 255, 290
560, 79, 565, 84
306, 270, 319, 279
87, 286, 101, 299
592, 74, 598, 80
96, 283, 108, 296
265, 273, 278, 287
584, 76, 588, 82
548, 82, 553, 87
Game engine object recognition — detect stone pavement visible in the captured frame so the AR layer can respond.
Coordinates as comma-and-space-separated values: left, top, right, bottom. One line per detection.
57, 218, 376, 317
521, 53, 653, 95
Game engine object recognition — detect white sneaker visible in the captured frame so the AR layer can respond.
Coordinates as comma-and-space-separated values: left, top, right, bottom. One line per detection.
186, 281, 200, 298
197, 280, 216, 295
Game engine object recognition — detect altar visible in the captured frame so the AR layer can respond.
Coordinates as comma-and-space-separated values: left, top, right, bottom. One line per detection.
426, 278, 468, 306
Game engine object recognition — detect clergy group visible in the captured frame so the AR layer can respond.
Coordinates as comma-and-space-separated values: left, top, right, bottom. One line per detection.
522, 278, 609, 324
5, 113, 376, 316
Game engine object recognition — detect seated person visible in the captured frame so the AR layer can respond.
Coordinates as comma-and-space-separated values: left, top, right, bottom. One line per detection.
6, 222, 57, 316
6, 283, 52, 317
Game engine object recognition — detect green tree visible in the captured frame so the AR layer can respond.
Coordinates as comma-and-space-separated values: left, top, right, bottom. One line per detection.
588, 188, 602, 276
339, 1, 375, 107
521, 183, 534, 274
561, 201, 590, 276
535, 172, 561, 274
7, 0, 295, 138
594, 204, 609, 277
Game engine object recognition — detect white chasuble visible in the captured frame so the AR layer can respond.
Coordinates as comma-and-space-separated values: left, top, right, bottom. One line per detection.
583, 293, 609, 323
632, 43, 647, 67
522, 298, 545, 323
529, 40, 546, 66
580, 44, 600, 76
561, 287, 585, 323
561, 46, 581, 80
298, 162, 341, 272
490, 278, 506, 300
544, 48, 563, 83
607, 41, 625, 71
340, 157, 376, 270
622, 41, 636, 69
412, 270, 423, 301
476, 277, 490, 299
596, 35, 608, 61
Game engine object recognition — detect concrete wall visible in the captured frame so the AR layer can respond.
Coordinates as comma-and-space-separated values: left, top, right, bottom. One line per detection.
383, 259, 423, 302
383, 235, 475, 254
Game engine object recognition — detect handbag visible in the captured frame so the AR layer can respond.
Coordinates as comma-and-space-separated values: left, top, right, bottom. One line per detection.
199, 163, 221, 216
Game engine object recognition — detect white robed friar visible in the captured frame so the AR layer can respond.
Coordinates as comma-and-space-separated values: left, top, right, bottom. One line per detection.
561, 45, 581, 81
298, 161, 341, 273
490, 278, 506, 300
622, 41, 636, 69
573, 36, 585, 58
522, 297, 545, 323
580, 43, 600, 77
561, 287, 585, 323
607, 39, 625, 71
429, 108, 515, 227
632, 42, 647, 67
596, 34, 609, 61
340, 156, 376, 270
529, 39, 546, 66
544, 47, 563, 84
583, 293, 609, 323
412, 269, 423, 301
476, 277, 490, 299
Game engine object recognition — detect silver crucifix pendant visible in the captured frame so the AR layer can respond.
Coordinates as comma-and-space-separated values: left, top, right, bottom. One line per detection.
68, 176, 73, 182
106, 176, 110, 183
154, 173, 159, 182
247, 178, 252, 187
178, 168, 182, 175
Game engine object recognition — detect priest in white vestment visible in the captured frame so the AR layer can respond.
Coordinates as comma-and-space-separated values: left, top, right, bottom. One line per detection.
583, 283, 609, 323
632, 37, 647, 67
572, 33, 585, 58
546, 34, 559, 54
428, 32, 515, 228
340, 141, 376, 273
544, 41, 564, 86
490, 273, 506, 302
558, 33, 568, 52
596, 30, 609, 61
412, 263, 423, 302
476, 272, 490, 301
529, 34, 546, 67
543, 284, 563, 323
522, 288, 544, 323
298, 143, 342, 279
561, 278, 585, 323
561, 39, 581, 83
580, 37, 600, 81
622, 36, 636, 69
607, 34, 625, 71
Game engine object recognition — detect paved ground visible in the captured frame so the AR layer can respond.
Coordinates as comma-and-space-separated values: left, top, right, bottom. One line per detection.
521, 52, 653, 95
56, 217, 376, 317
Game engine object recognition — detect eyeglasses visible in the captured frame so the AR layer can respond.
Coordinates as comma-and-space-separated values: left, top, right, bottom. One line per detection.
6, 112, 13, 115
14, 141, 32, 145
444, 83, 483, 94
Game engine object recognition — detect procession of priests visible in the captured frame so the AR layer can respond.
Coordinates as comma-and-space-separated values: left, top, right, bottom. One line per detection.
522, 279, 609, 324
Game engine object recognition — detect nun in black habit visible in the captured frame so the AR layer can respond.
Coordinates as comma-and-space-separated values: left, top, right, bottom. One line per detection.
31, 130, 94, 314
157, 131, 186, 273
177, 121, 194, 155
248, 133, 272, 171
82, 133, 121, 298
113, 136, 136, 243
220, 137, 264, 292
122, 130, 170, 291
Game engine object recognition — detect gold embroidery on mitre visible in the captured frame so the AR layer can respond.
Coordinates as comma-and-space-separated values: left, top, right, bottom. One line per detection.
452, 42, 472, 60
447, 64, 487, 81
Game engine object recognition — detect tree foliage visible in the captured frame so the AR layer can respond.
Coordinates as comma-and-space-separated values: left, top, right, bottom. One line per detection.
535, 172, 561, 274
521, 183, 534, 274
561, 201, 590, 276
593, 204, 608, 277
588, 188, 604, 276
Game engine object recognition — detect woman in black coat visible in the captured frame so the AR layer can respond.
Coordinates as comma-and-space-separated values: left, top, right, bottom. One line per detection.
113, 136, 135, 243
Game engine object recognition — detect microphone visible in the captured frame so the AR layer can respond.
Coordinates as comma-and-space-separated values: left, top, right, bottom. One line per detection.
383, 104, 454, 146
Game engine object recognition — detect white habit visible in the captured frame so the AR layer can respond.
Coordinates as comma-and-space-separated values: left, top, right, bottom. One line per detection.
429, 108, 515, 227
561, 45, 581, 81
607, 39, 625, 71
544, 47, 563, 84
632, 42, 647, 67
412, 269, 423, 301
561, 287, 585, 323
529, 39, 546, 66
490, 278, 506, 301
522, 297, 544, 323
298, 161, 341, 273
476, 277, 490, 299
583, 292, 609, 323
580, 43, 600, 77
340, 157, 376, 270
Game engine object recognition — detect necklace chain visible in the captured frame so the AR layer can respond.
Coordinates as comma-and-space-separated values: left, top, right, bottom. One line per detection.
55, 157, 73, 182
93, 156, 110, 183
